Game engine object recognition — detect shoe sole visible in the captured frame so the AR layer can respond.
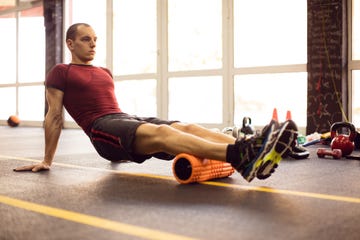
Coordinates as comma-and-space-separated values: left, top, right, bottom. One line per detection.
241, 120, 296, 182
241, 122, 277, 182
257, 120, 297, 180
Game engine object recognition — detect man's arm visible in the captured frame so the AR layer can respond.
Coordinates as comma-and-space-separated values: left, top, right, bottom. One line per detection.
14, 88, 64, 172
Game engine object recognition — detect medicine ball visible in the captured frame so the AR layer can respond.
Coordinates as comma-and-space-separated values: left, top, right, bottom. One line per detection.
7, 115, 20, 127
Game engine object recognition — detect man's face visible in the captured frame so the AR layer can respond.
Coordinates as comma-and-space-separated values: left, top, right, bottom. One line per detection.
67, 25, 97, 64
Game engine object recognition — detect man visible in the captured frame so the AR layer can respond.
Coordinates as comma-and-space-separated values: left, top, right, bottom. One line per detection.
14, 23, 298, 182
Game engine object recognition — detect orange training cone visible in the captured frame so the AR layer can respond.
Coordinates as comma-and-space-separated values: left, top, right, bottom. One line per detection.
272, 108, 278, 122
286, 110, 292, 120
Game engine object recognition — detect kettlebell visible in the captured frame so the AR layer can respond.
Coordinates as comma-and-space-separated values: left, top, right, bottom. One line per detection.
240, 117, 254, 135
330, 122, 357, 156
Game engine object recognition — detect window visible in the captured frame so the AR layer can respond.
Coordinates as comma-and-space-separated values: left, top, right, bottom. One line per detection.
352, 71, 360, 125
111, 0, 158, 117
168, 0, 222, 71
18, 6, 45, 121
0, 2, 45, 123
114, 80, 157, 117
234, 0, 307, 67
168, 76, 223, 123
18, 6, 45, 84
62, 0, 307, 129
0, 87, 16, 120
65, 0, 106, 66
167, 0, 223, 124
352, 0, 360, 60
352, 0, 360, 125
234, 73, 307, 127
113, 0, 157, 75
18, 86, 45, 120
233, 0, 307, 128
0, 13, 16, 85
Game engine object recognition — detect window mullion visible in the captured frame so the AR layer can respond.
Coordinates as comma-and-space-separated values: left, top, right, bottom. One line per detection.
157, 0, 169, 120
223, 0, 234, 128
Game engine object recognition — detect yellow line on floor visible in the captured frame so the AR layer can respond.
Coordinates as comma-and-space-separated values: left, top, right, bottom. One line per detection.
2, 155, 360, 204
0, 155, 173, 181
201, 181, 360, 204
0, 195, 197, 240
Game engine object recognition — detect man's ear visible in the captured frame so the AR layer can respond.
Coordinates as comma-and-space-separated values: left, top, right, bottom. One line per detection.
66, 39, 74, 50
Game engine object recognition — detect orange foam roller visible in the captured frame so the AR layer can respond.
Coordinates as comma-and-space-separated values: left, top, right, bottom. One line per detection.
172, 153, 235, 184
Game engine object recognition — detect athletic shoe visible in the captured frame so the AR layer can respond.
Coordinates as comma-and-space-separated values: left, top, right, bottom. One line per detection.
286, 144, 310, 160
222, 126, 244, 139
255, 120, 298, 180
237, 119, 280, 182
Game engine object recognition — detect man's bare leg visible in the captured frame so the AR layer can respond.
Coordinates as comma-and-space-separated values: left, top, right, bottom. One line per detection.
133, 123, 230, 161
133, 120, 298, 182
170, 122, 236, 144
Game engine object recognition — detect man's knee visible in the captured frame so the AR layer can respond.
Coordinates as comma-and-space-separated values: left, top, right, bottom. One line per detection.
154, 124, 176, 136
171, 122, 202, 134
137, 123, 176, 142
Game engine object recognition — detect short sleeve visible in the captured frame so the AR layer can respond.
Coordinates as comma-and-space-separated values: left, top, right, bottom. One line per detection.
45, 64, 69, 92
100, 67, 113, 78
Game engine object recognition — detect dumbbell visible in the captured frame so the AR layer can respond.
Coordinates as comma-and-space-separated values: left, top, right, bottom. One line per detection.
316, 148, 342, 159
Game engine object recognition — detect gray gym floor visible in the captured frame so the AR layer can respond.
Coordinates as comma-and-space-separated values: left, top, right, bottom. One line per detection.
1, 126, 359, 240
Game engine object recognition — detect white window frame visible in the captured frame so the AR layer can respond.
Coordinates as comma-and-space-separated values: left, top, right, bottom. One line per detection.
0, 0, 44, 127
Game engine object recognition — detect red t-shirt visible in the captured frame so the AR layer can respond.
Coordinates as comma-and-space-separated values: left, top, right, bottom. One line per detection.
46, 64, 122, 134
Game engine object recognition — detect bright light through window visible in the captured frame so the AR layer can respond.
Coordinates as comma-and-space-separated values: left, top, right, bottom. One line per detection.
352, 71, 360, 124
353, 0, 360, 60
352, 0, 360, 125
168, 0, 222, 71
234, 73, 307, 128
0, 14, 16, 84
18, 6, 45, 83
169, 76, 223, 123
65, 0, 106, 66
113, 0, 157, 75
19, 86, 45, 121
115, 80, 157, 117
59, 1, 308, 128
0, 4, 45, 122
234, 0, 307, 67
0, 87, 16, 119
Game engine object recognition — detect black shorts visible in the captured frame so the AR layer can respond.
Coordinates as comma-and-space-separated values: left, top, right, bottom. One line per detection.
89, 113, 178, 163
